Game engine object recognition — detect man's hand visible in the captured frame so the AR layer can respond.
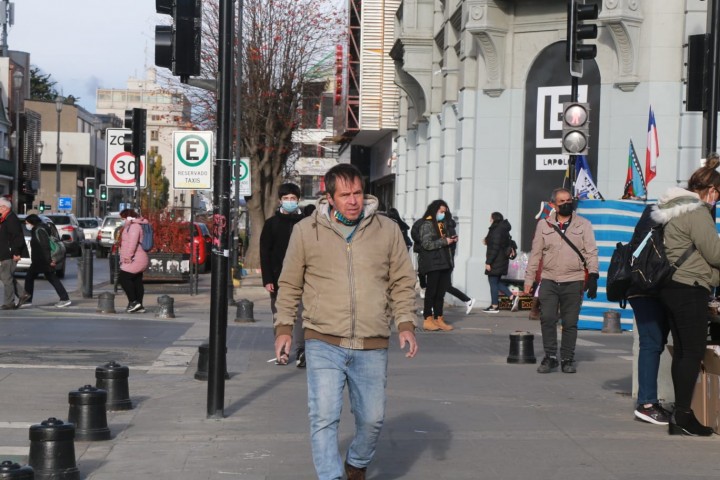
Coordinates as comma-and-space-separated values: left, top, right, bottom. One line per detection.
399, 331, 418, 358
586, 273, 599, 299
12, 255, 20, 262
274, 335, 292, 365
523, 283, 533, 295
265, 283, 275, 293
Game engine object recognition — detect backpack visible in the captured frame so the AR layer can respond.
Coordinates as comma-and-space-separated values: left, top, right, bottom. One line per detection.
411, 218, 425, 253
39, 228, 66, 264
630, 225, 695, 293
140, 223, 154, 252
506, 239, 518, 260
606, 242, 633, 307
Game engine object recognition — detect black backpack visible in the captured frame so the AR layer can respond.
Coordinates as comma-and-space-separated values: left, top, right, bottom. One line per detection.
606, 242, 633, 307
629, 225, 695, 293
411, 218, 425, 253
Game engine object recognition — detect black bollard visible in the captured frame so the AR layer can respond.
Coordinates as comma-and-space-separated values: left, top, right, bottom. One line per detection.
234, 299, 255, 323
67, 385, 111, 441
81, 243, 93, 299
28, 417, 79, 480
506, 331, 537, 364
194, 343, 229, 381
0, 461, 33, 480
156, 295, 176, 319
96, 292, 116, 314
602, 310, 622, 333
95, 361, 132, 411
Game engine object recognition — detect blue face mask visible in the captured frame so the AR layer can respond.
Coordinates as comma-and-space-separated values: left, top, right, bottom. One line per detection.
281, 201, 299, 213
436, 212, 445, 222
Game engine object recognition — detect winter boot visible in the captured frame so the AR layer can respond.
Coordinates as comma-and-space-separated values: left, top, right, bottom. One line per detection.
423, 316, 441, 331
435, 315, 454, 331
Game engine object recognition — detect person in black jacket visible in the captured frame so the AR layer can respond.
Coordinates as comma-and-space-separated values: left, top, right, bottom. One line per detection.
0, 197, 25, 309
260, 183, 306, 366
483, 212, 517, 313
15, 214, 70, 308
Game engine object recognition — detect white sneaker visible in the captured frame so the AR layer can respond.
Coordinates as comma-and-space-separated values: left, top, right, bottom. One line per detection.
55, 300, 71, 308
465, 298, 476, 315
511, 295, 520, 312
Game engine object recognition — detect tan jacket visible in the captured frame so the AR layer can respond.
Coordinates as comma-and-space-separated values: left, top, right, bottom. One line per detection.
524, 213, 598, 285
274, 195, 417, 350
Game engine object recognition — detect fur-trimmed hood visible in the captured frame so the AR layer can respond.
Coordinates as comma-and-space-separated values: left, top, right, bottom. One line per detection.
650, 186, 708, 224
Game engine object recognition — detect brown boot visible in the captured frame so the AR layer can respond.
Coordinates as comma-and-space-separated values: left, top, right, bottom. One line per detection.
529, 297, 540, 320
345, 462, 367, 480
423, 316, 441, 331
435, 315, 454, 331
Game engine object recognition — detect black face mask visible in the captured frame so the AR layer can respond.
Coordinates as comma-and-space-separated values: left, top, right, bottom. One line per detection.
557, 203, 574, 217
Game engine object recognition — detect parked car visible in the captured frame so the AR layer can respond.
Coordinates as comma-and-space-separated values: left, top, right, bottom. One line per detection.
77, 217, 102, 247
15, 214, 67, 278
181, 222, 212, 272
96, 213, 123, 258
44, 214, 84, 256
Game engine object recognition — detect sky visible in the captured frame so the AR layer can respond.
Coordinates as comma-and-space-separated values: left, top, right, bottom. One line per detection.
9, 0, 158, 112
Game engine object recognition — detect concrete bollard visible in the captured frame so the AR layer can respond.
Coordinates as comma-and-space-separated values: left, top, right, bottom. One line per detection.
234, 299, 255, 323
95, 361, 132, 411
28, 417, 79, 480
96, 292, 116, 314
156, 295, 176, 319
194, 343, 230, 381
506, 331, 537, 364
67, 385, 111, 441
602, 310, 622, 334
0, 461, 34, 480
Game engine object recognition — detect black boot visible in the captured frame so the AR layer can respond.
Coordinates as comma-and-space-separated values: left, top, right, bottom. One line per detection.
668, 408, 713, 436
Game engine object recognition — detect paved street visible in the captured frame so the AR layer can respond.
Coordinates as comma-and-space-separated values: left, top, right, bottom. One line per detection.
0, 271, 718, 479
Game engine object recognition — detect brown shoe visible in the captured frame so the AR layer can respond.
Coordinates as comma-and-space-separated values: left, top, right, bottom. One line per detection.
435, 315, 454, 331
345, 462, 367, 480
423, 316, 441, 331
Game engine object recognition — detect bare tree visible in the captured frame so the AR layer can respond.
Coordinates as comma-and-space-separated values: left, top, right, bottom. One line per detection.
181, 0, 344, 267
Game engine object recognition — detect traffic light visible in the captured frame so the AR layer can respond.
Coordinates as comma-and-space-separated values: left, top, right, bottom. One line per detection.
99, 184, 108, 202
39, 200, 45, 212
155, 0, 202, 82
561, 102, 591, 155
567, 0, 598, 78
84, 178, 96, 197
123, 108, 147, 158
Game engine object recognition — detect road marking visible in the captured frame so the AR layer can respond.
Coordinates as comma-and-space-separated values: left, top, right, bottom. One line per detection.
0, 447, 28, 455
0, 422, 32, 429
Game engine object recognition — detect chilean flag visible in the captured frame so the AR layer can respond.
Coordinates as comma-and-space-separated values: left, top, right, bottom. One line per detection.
645, 107, 659, 184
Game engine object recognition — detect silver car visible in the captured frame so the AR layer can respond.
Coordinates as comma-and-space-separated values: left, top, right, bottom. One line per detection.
78, 217, 102, 246
15, 214, 67, 278
44, 214, 84, 256
96, 214, 123, 258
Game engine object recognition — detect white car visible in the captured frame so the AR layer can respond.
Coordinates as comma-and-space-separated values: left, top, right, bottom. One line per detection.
15, 215, 67, 278
78, 217, 102, 246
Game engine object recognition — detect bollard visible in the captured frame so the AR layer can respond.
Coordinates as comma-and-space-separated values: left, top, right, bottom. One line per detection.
156, 295, 176, 319
96, 292, 116, 314
234, 299, 255, 323
507, 331, 537, 364
0, 461, 33, 480
67, 385, 111, 441
602, 310, 622, 334
28, 417, 79, 480
194, 343, 229, 381
81, 243, 93, 299
95, 361, 132, 411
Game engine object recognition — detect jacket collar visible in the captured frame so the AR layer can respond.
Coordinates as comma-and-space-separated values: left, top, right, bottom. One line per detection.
651, 186, 706, 224
316, 194, 380, 226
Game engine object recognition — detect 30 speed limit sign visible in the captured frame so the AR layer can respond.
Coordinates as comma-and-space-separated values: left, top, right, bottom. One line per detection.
105, 128, 146, 188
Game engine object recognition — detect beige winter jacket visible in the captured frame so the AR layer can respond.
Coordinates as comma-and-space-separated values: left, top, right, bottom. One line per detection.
524, 213, 599, 286
274, 195, 417, 350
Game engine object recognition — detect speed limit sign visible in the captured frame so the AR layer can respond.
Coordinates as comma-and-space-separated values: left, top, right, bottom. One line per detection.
105, 128, 146, 188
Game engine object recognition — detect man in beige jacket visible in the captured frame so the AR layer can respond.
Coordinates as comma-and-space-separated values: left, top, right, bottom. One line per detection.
274, 163, 418, 480
523, 187, 598, 374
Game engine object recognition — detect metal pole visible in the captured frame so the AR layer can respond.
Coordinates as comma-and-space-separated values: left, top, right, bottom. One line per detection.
12, 85, 19, 211
207, 0, 234, 418
569, 76, 579, 196
56, 106, 62, 211
704, 0, 720, 156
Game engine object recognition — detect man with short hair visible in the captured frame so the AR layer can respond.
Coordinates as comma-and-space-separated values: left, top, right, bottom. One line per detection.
274, 163, 418, 480
0, 197, 24, 309
523, 188, 598, 374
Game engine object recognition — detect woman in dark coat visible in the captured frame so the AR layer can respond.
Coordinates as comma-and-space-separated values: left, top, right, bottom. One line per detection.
416, 199, 457, 331
15, 214, 70, 308
483, 212, 515, 313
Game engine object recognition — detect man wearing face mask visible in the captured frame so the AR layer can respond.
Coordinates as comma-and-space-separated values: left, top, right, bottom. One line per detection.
260, 183, 307, 367
523, 187, 598, 374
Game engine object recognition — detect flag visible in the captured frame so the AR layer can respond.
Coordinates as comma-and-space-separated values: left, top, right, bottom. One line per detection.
645, 106, 659, 184
535, 201, 554, 220
624, 139, 646, 199
575, 155, 604, 200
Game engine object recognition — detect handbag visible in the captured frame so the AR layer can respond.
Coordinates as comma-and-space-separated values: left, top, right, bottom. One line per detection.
546, 220, 589, 287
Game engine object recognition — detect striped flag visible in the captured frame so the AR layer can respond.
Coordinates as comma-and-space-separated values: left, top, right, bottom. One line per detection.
624, 139, 646, 199
646, 107, 659, 184
575, 155, 604, 200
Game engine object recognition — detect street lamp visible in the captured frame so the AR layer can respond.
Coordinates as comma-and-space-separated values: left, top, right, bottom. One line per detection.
11, 70, 23, 211
55, 95, 64, 211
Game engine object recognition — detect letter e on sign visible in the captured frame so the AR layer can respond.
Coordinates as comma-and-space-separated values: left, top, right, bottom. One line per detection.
173, 131, 214, 190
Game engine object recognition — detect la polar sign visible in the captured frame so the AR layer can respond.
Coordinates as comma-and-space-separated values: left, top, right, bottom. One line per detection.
105, 128, 146, 188
173, 131, 213, 190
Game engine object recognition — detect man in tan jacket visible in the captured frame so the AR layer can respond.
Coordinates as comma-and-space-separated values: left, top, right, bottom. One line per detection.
274, 163, 418, 480
523, 188, 598, 374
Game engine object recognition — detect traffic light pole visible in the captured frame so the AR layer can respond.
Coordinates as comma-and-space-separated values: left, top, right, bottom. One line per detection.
569, 76, 579, 196
704, 0, 720, 156
207, 0, 234, 419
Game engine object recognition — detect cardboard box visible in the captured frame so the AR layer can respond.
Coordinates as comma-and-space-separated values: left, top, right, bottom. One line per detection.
498, 294, 531, 311
703, 346, 720, 433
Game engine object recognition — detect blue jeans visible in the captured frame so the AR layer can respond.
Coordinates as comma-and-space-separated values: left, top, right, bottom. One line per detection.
488, 275, 513, 305
305, 339, 388, 480
628, 296, 669, 406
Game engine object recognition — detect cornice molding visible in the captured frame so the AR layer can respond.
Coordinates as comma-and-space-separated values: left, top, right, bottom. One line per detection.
599, 0, 644, 92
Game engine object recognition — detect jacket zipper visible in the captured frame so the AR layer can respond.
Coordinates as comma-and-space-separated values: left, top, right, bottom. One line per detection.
347, 240, 357, 341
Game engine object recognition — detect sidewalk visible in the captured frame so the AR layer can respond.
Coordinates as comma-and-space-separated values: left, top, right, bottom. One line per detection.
1, 273, 719, 479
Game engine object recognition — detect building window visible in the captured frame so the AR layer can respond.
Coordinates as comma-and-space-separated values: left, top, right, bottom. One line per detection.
150, 130, 159, 141
150, 146, 159, 155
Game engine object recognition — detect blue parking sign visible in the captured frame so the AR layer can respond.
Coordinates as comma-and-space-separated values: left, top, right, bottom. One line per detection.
58, 197, 72, 210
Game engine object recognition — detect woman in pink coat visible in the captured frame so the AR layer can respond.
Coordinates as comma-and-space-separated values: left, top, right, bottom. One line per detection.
118, 209, 150, 313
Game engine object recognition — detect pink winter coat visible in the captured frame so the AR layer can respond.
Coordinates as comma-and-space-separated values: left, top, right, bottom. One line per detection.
119, 217, 150, 274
